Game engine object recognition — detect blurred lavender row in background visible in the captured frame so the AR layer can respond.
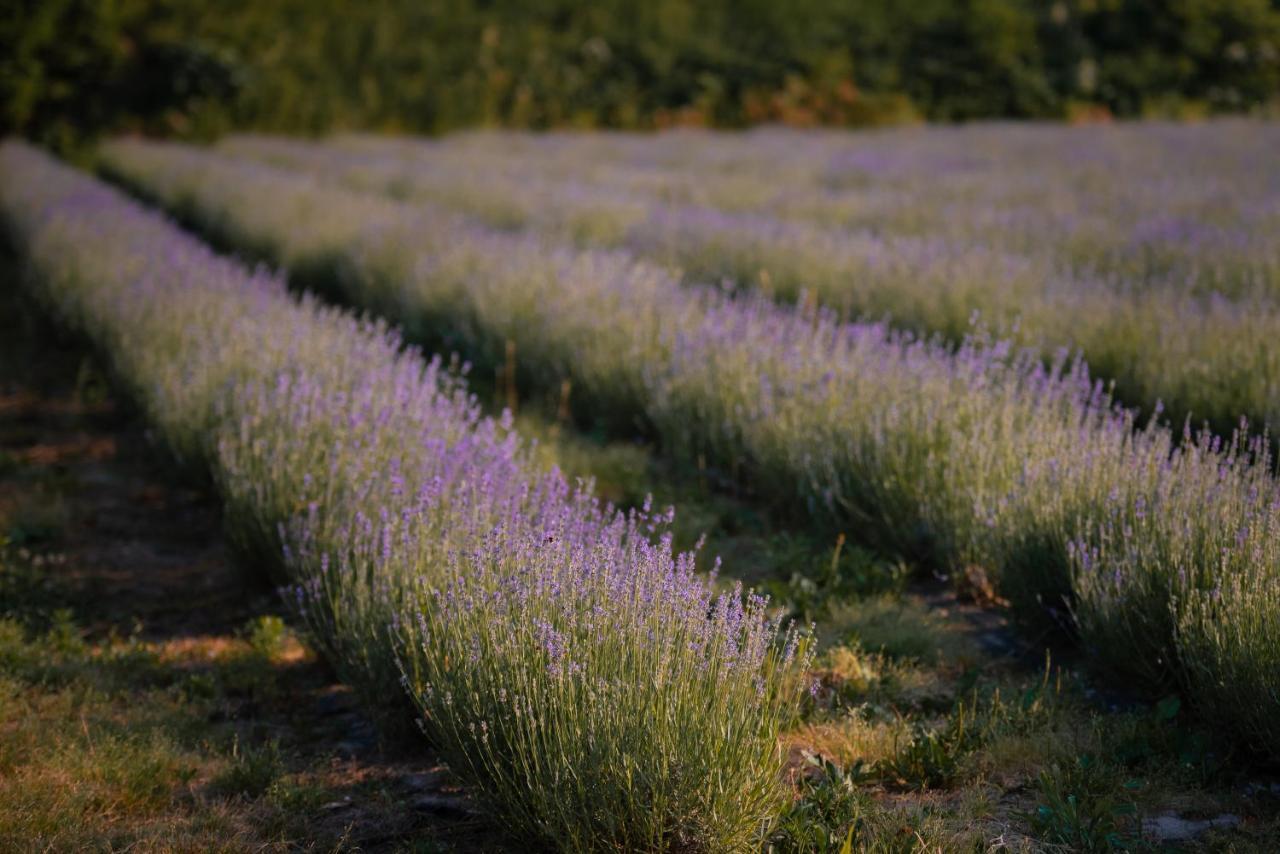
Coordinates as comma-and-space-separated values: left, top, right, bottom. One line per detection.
219, 122, 1280, 438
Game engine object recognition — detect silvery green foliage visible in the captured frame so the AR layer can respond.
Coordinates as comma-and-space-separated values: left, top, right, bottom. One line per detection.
0, 141, 810, 852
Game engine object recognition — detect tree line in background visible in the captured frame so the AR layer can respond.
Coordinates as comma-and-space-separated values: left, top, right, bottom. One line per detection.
4, 0, 1279, 149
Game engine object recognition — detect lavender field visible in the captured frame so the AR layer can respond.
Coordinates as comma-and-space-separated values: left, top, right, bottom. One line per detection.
4, 124, 1280, 851
212, 123, 1280, 435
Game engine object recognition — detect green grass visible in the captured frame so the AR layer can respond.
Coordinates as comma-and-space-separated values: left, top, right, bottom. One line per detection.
779, 604, 1280, 852
0, 593, 313, 849
0, 544, 503, 852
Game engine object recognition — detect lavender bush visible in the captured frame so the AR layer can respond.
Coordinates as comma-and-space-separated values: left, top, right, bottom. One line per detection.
0, 140, 811, 852
95, 138, 1280, 758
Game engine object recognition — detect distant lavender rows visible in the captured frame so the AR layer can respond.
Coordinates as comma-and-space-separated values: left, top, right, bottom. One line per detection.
312, 121, 1280, 294
0, 141, 809, 851
220, 124, 1280, 436
97, 138, 1280, 757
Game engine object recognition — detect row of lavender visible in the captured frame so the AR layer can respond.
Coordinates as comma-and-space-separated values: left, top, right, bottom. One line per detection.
305, 122, 1280, 299
0, 141, 809, 852
219, 124, 1280, 436
97, 139, 1280, 758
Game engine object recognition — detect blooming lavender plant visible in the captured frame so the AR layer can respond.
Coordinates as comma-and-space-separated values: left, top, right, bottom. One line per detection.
94, 138, 1280, 758
0, 141, 811, 852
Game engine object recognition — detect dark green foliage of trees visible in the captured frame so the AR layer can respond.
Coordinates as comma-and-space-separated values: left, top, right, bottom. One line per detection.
3, 0, 1278, 146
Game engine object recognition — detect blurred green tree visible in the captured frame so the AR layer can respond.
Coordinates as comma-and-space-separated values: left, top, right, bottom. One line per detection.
2, 0, 1277, 147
